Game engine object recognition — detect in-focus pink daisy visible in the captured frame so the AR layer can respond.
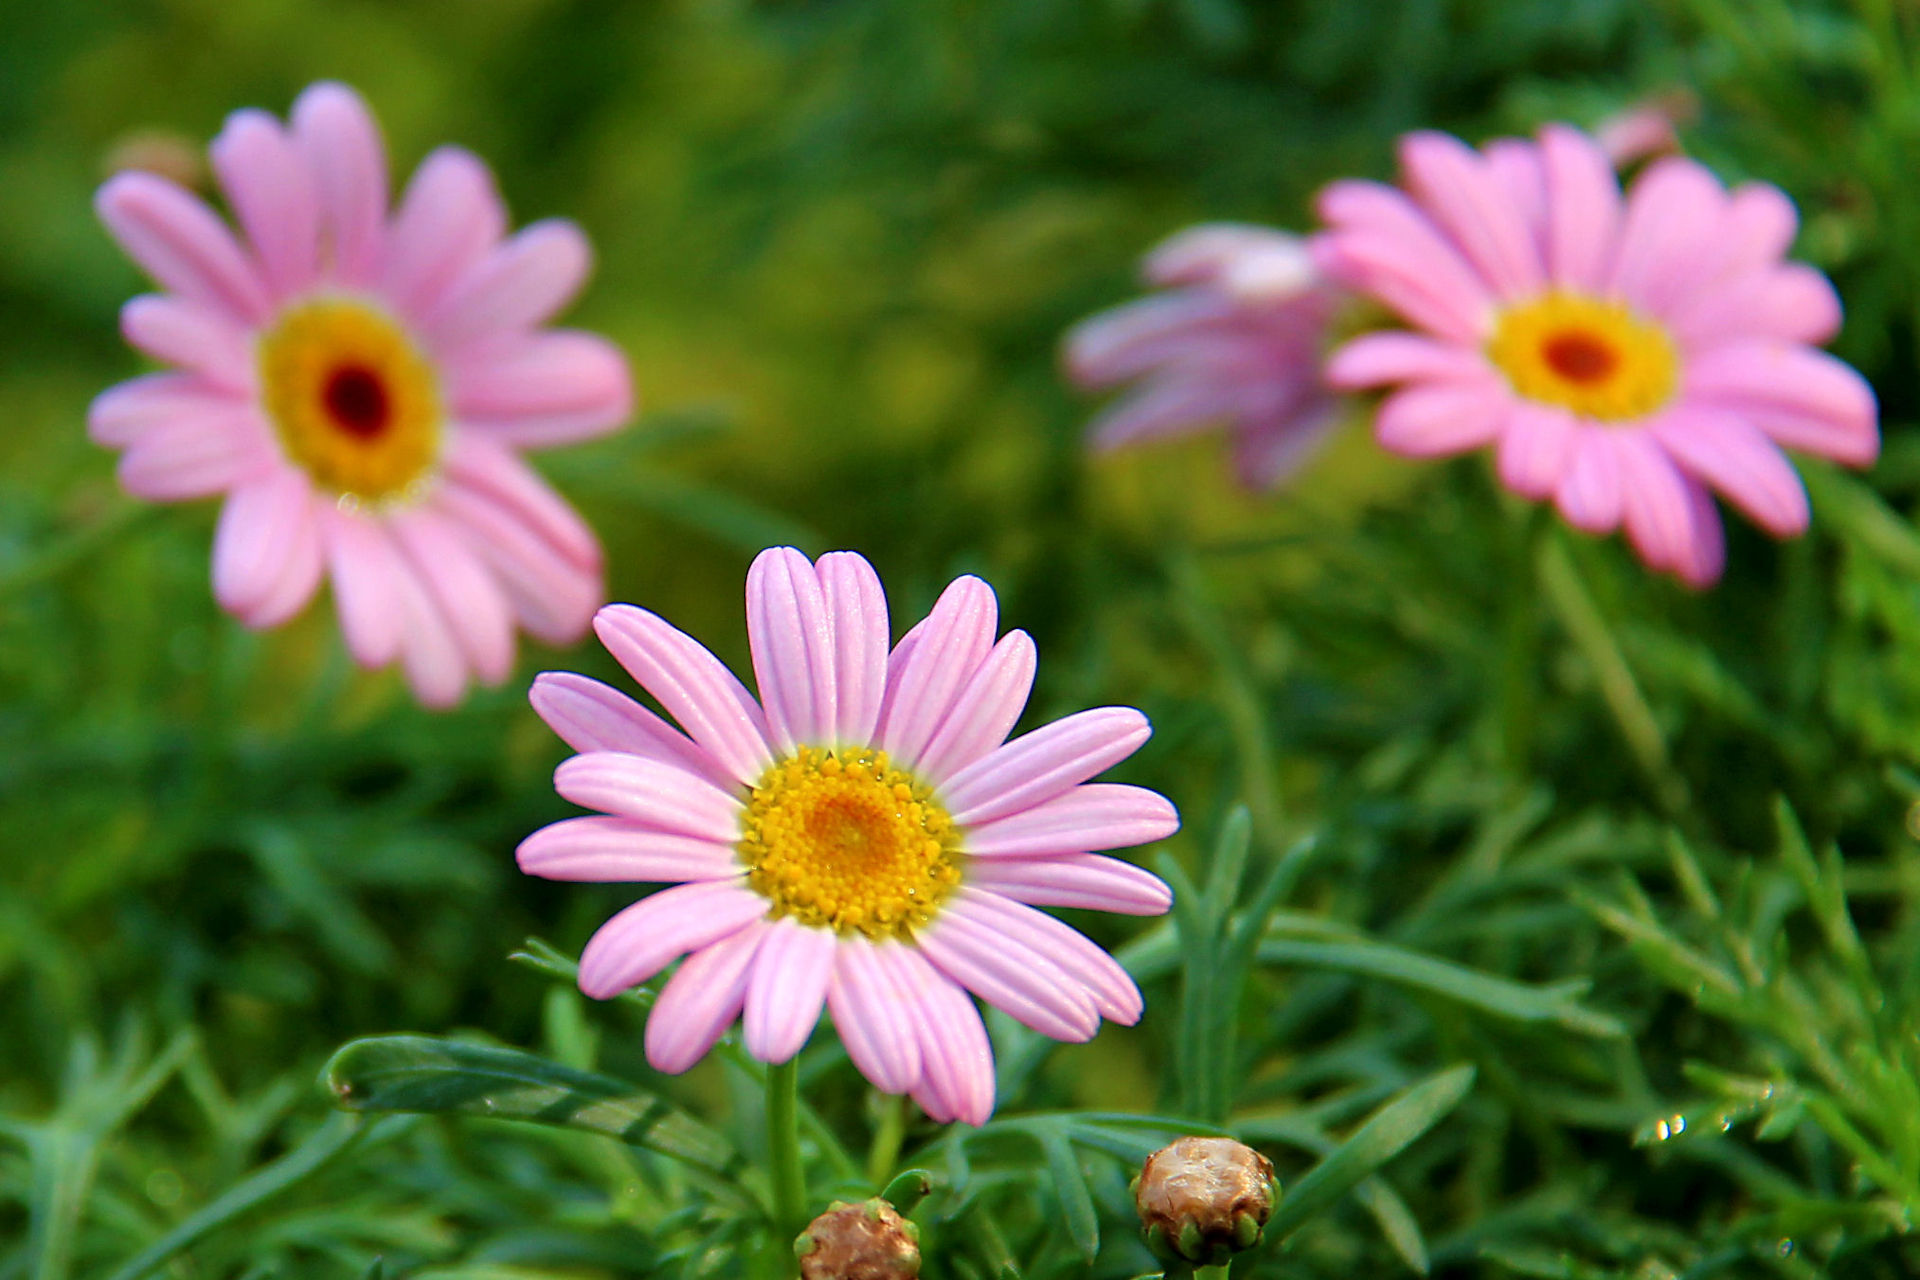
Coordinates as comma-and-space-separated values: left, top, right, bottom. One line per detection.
1064, 224, 1349, 489
1315, 125, 1878, 586
90, 82, 633, 706
518, 547, 1177, 1126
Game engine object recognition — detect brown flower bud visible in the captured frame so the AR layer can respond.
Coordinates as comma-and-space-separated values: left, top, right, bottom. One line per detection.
1135, 1136, 1277, 1266
794, 1197, 921, 1280
101, 129, 207, 191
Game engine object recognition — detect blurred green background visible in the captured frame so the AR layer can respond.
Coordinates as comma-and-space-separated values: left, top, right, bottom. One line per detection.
8, 1, 1920, 1277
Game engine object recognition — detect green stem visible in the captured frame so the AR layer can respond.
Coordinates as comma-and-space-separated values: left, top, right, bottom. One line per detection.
766, 1059, 808, 1250
1195, 1268, 1232, 1280
865, 1092, 906, 1189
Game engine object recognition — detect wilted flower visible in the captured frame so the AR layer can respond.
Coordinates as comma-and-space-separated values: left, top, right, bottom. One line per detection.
91, 82, 632, 705
1064, 224, 1349, 489
795, 1198, 921, 1280
1316, 125, 1877, 586
1135, 1136, 1277, 1266
519, 547, 1177, 1125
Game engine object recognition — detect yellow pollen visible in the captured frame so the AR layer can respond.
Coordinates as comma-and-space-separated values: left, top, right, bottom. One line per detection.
256, 297, 443, 503
737, 746, 963, 939
1486, 292, 1679, 422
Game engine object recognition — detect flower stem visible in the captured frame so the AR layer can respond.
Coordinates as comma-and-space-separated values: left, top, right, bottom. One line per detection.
865, 1091, 907, 1189
766, 1059, 808, 1250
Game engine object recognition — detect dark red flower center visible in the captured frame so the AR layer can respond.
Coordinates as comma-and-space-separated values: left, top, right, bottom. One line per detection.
322, 365, 391, 440
1541, 330, 1619, 385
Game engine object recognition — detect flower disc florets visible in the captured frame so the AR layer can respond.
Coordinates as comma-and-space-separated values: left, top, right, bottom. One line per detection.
1486, 291, 1677, 422
739, 746, 962, 939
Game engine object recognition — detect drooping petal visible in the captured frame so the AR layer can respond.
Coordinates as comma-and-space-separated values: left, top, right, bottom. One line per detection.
913, 631, 1037, 787
964, 783, 1178, 859
553, 752, 743, 843
447, 330, 633, 448
874, 575, 998, 771
940, 707, 1151, 827
211, 472, 324, 628
1650, 408, 1810, 538
646, 924, 767, 1074
516, 816, 740, 883
1614, 432, 1722, 585
896, 947, 994, 1126
945, 888, 1143, 1023
742, 917, 836, 1063
594, 605, 774, 787
290, 81, 388, 287
528, 671, 726, 782
817, 551, 890, 748
209, 108, 319, 300
96, 173, 271, 323
964, 852, 1173, 916
827, 936, 923, 1094
577, 879, 764, 1000
747, 547, 837, 753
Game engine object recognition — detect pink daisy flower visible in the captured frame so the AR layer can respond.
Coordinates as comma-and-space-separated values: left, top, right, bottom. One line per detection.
89, 82, 633, 706
1064, 224, 1349, 489
1315, 125, 1877, 586
518, 547, 1177, 1126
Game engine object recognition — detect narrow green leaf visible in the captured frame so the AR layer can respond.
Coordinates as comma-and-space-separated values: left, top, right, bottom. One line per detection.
1264, 1064, 1476, 1243
881, 1168, 932, 1214
321, 1035, 754, 1207
1037, 1129, 1099, 1261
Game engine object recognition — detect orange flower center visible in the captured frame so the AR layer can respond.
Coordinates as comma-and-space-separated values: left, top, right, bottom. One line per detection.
1487, 292, 1678, 422
257, 298, 443, 503
737, 746, 962, 939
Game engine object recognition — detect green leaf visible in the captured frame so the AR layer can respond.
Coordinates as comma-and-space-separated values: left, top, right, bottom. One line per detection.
1037, 1129, 1099, 1261
1264, 1064, 1476, 1244
321, 1035, 754, 1208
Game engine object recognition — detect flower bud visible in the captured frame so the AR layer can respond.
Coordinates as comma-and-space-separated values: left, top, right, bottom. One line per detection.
1134, 1136, 1277, 1267
794, 1196, 921, 1280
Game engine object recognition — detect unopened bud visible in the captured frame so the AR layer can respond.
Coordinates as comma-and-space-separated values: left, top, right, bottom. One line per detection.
1134, 1136, 1277, 1266
794, 1196, 921, 1280
102, 129, 207, 191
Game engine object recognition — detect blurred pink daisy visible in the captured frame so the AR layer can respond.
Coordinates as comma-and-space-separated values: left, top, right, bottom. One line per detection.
518, 547, 1177, 1126
1316, 125, 1878, 586
90, 82, 632, 706
1065, 225, 1349, 489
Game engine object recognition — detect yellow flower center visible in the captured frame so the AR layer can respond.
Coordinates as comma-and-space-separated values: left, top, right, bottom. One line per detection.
1486, 292, 1679, 422
256, 298, 443, 503
737, 746, 963, 939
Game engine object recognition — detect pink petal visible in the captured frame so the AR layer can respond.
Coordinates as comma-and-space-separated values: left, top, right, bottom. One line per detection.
817, 551, 890, 748
577, 879, 765, 1000
422, 219, 592, 349
1554, 427, 1626, 533
388, 509, 516, 686
1085, 377, 1258, 451
1650, 408, 1810, 537
646, 924, 767, 1073
1610, 157, 1728, 315
1398, 130, 1543, 300
516, 816, 740, 883
116, 410, 266, 500
1063, 292, 1236, 388
1495, 402, 1579, 500
1483, 138, 1546, 242
594, 604, 773, 787
946, 888, 1142, 1023
964, 783, 1177, 859
528, 671, 727, 783
212, 472, 323, 627
319, 507, 409, 667
964, 852, 1173, 916
429, 483, 604, 648
1668, 264, 1841, 348
89, 373, 247, 448
896, 948, 994, 1126
439, 435, 599, 567
1682, 342, 1878, 466
874, 575, 998, 771
209, 108, 319, 300
914, 631, 1036, 788
1539, 123, 1623, 293
1143, 223, 1313, 291
447, 330, 633, 448
1722, 183, 1797, 274
392, 559, 472, 709
1314, 179, 1493, 340
120, 296, 253, 392
1614, 432, 1725, 585
827, 936, 923, 1094
290, 82, 387, 287
747, 547, 837, 752
1373, 379, 1507, 457
916, 907, 1099, 1042
379, 146, 506, 321
95, 172, 271, 323
1231, 398, 1343, 490
1324, 332, 1485, 389
553, 752, 743, 842
940, 707, 1151, 827
742, 917, 836, 1063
